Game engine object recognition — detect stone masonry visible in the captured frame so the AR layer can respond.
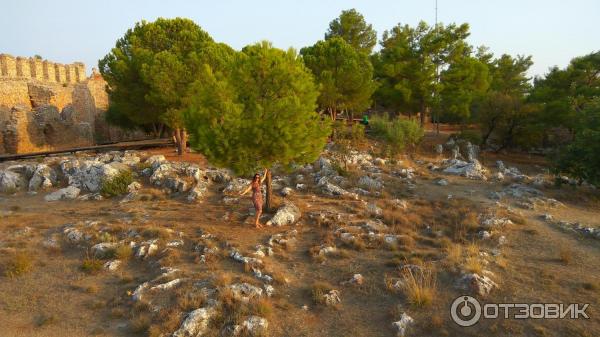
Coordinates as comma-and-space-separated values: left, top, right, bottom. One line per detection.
0, 54, 143, 154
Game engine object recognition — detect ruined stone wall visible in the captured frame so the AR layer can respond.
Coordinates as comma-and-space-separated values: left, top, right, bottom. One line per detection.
0, 54, 146, 154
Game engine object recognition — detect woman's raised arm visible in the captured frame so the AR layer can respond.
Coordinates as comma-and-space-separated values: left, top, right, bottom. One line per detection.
260, 168, 268, 183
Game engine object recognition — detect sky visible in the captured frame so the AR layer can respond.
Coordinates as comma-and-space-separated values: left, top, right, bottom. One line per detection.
1, 0, 598, 78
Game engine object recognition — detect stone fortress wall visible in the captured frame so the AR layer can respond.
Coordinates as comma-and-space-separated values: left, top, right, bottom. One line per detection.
0, 54, 142, 154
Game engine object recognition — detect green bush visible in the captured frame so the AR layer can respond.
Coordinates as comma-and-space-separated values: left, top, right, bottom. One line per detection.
454, 130, 483, 145
368, 113, 424, 155
100, 170, 134, 197
333, 121, 365, 142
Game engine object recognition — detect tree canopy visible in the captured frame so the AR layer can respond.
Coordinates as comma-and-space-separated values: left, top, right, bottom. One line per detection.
300, 37, 377, 120
98, 17, 232, 153
184, 41, 331, 207
374, 21, 471, 125
325, 9, 377, 54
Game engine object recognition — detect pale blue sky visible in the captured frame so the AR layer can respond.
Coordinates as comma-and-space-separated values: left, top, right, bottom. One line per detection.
1, 0, 598, 78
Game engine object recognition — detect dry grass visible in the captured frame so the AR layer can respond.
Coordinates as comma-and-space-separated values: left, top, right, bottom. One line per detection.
445, 243, 463, 268
141, 226, 172, 240
311, 281, 334, 305
175, 285, 206, 312
464, 257, 484, 274
558, 245, 574, 264
81, 253, 103, 274
3, 251, 34, 278
114, 244, 133, 260
398, 265, 437, 308
130, 313, 152, 334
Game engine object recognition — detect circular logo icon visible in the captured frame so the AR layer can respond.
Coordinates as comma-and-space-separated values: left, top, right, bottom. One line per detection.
451, 295, 481, 327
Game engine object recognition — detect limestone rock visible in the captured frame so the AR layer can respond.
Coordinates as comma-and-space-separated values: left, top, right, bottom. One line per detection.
187, 183, 208, 202
456, 272, 498, 296
241, 316, 269, 337
91, 242, 118, 258
266, 202, 301, 226
392, 312, 414, 337
44, 186, 80, 201
0, 170, 27, 192
103, 260, 121, 271
223, 178, 251, 195
358, 175, 383, 190
172, 307, 215, 337
443, 159, 487, 180
280, 187, 293, 197
229, 283, 263, 302
60, 159, 119, 192
28, 164, 56, 191
322, 289, 341, 306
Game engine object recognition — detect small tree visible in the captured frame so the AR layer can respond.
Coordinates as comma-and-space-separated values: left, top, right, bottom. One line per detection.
185, 41, 331, 210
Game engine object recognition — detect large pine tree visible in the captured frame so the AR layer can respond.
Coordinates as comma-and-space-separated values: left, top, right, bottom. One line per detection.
184, 41, 331, 210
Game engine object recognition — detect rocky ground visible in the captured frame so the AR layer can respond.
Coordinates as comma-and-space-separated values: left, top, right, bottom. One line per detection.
0, 138, 599, 337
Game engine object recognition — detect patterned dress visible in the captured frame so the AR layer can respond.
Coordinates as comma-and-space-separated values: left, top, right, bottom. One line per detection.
251, 180, 263, 212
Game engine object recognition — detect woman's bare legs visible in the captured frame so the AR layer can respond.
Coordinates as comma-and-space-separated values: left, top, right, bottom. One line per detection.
254, 208, 263, 228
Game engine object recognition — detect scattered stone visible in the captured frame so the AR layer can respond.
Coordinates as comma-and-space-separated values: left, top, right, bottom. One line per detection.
44, 186, 81, 201
91, 242, 119, 258
132, 282, 149, 302
241, 316, 269, 337
187, 184, 208, 202
151, 278, 183, 291
280, 187, 293, 197
64, 227, 86, 243
173, 307, 215, 337
28, 164, 56, 191
103, 260, 122, 271
322, 289, 341, 306
358, 175, 383, 190
263, 284, 276, 297
442, 159, 487, 180
478, 231, 491, 240
434, 178, 448, 186
0, 170, 27, 192
229, 283, 263, 302
456, 273, 498, 296
266, 202, 301, 226
318, 246, 337, 256
392, 312, 414, 337
341, 274, 364, 286
367, 203, 382, 217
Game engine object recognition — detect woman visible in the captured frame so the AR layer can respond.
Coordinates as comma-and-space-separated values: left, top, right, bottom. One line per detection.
240, 168, 267, 228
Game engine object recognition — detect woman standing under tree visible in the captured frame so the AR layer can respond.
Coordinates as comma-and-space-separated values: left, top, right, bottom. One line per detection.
240, 168, 267, 228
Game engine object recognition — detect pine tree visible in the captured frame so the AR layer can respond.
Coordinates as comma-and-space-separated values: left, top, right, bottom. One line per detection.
185, 41, 331, 210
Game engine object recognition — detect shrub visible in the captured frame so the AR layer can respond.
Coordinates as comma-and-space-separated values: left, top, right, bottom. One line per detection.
333, 120, 365, 142
4, 251, 34, 277
369, 113, 424, 155
114, 244, 133, 260
100, 170, 134, 197
454, 130, 483, 145
81, 255, 103, 274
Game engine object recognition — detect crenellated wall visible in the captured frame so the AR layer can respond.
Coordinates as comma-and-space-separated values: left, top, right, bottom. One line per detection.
0, 54, 86, 84
0, 54, 148, 154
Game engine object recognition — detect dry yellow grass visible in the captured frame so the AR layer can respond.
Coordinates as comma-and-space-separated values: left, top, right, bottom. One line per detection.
3, 250, 34, 278
398, 265, 437, 308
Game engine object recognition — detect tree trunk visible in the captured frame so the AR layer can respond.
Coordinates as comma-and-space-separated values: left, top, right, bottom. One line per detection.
180, 129, 187, 154
264, 168, 273, 212
174, 128, 182, 155
419, 100, 426, 127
